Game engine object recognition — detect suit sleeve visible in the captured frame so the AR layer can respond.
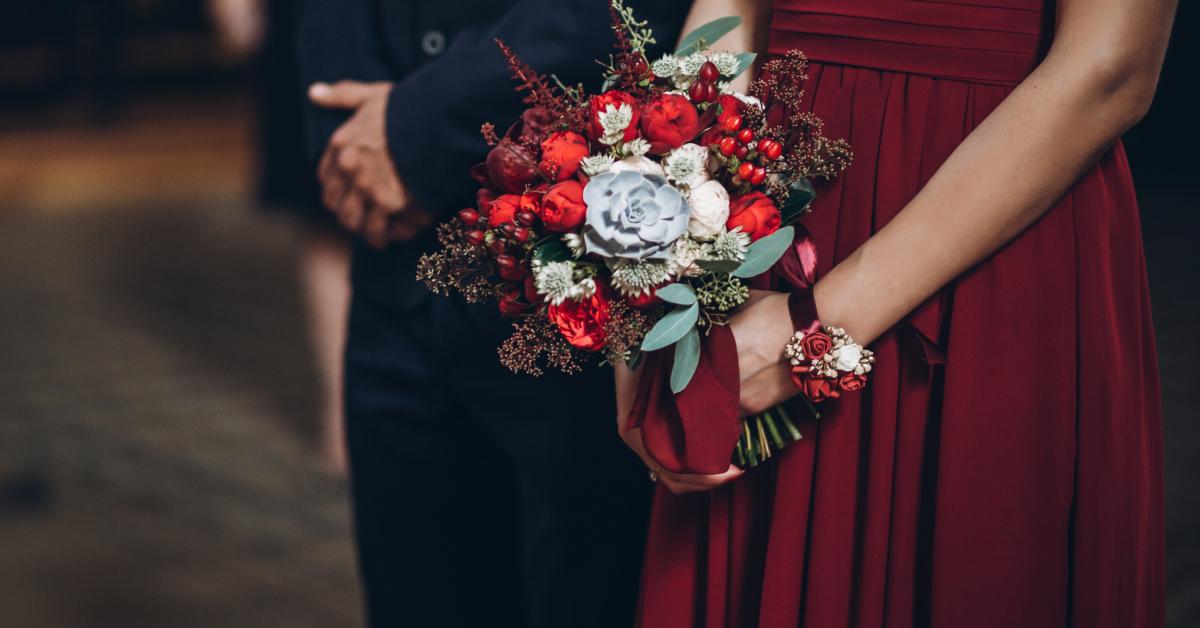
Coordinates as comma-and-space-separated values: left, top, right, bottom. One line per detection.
293, 0, 398, 163
386, 0, 690, 213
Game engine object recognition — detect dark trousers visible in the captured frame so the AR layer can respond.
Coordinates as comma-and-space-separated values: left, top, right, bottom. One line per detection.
344, 291, 651, 628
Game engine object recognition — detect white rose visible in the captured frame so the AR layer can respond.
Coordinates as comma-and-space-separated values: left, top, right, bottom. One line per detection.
609, 156, 666, 178
686, 180, 731, 239
834, 345, 863, 371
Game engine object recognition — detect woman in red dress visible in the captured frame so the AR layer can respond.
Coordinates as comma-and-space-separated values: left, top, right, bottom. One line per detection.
615, 0, 1175, 626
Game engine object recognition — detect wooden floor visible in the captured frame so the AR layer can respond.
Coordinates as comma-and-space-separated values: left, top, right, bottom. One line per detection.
0, 97, 1196, 628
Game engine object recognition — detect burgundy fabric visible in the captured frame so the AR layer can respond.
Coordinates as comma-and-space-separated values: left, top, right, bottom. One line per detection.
634, 1, 1165, 627
630, 324, 743, 475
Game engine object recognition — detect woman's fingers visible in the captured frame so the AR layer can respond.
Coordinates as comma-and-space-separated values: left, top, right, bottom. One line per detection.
656, 465, 745, 494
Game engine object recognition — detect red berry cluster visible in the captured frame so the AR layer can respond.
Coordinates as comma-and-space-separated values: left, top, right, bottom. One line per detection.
712, 114, 783, 187
687, 62, 721, 104
457, 206, 541, 315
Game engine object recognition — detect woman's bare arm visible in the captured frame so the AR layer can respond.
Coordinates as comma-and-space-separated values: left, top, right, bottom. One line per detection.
674, 0, 769, 92
734, 0, 1177, 413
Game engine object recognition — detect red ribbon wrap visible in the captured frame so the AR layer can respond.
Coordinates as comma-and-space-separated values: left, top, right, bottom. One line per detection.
626, 225, 819, 474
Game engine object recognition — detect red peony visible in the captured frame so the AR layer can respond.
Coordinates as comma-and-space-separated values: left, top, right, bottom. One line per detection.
488, 194, 523, 227
539, 180, 587, 233
838, 372, 867, 391
727, 192, 782, 241
486, 140, 541, 193
639, 94, 700, 153
547, 286, 611, 351
540, 131, 590, 181
799, 330, 833, 359
588, 90, 640, 144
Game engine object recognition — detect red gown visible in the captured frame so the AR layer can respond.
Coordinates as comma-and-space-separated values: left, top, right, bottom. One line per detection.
633, 1, 1165, 627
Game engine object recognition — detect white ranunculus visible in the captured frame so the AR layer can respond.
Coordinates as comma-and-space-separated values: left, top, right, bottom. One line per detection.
609, 156, 666, 178
686, 180, 731, 239
834, 345, 863, 371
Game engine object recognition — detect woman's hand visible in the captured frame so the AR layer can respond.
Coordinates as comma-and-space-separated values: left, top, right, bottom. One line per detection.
614, 363, 743, 494
728, 290, 800, 415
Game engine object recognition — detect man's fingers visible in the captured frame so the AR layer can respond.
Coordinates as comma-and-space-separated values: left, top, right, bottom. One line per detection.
364, 209, 391, 250
336, 192, 367, 232
308, 80, 383, 110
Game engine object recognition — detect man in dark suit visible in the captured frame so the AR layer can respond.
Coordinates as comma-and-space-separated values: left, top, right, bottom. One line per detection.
293, 1, 690, 626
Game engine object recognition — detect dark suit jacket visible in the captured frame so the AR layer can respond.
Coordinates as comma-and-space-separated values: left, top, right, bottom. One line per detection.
295, 0, 690, 307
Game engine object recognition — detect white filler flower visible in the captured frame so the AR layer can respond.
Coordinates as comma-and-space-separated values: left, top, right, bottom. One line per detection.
664, 143, 711, 190
597, 103, 634, 146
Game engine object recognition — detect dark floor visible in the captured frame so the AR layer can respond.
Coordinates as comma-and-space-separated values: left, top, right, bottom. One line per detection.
0, 199, 361, 628
0, 185, 1196, 627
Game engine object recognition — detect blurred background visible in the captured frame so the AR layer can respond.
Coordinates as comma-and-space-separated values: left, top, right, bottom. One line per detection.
0, 2, 1195, 627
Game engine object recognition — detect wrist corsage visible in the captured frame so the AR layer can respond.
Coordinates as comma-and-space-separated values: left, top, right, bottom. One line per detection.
784, 326, 874, 402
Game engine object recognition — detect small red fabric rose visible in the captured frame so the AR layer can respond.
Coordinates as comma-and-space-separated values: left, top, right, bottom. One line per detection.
588, 90, 640, 144
838, 372, 867, 391
547, 286, 611, 352
727, 192, 782, 241
539, 180, 587, 233
488, 194, 523, 227
639, 94, 701, 153
539, 131, 590, 181
799, 330, 833, 359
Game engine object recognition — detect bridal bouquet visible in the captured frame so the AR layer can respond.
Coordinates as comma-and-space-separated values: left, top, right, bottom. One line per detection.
419, 1, 852, 467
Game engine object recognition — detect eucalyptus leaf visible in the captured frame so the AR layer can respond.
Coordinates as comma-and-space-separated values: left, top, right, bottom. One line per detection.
779, 178, 816, 225
670, 327, 702, 394
732, 226, 795, 278
532, 239, 572, 264
695, 258, 742, 273
675, 16, 741, 56
640, 302, 699, 352
729, 52, 757, 80
654, 283, 697, 306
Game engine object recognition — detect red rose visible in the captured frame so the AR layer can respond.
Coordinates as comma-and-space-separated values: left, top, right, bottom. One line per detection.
486, 140, 541, 193
488, 194, 522, 227
639, 94, 700, 153
799, 330, 833, 359
838, 372, 867, 392
698, 94, 749, 148
727, 192, 782, 241
624, 289, 658, 309
540, 131, 590, 181
715, 94, 745, 126
588, 90, 640, 144
547, 286, 611, 351
539, 180, 587, 233
790, 367, 840, 403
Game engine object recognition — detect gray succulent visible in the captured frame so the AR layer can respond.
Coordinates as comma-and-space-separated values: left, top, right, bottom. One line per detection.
582, 171, 691, 261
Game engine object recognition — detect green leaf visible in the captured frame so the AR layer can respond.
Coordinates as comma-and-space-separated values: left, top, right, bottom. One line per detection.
640, 302, 699, 352
675, 16, 741, 56
532, 239, 571, 264
654, 282, 697, 306
779, 178, 816, 225
729, 52, 757, 80
695, 258, 742, 273
732, 226, 795, 278
670, 327, 702, 394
